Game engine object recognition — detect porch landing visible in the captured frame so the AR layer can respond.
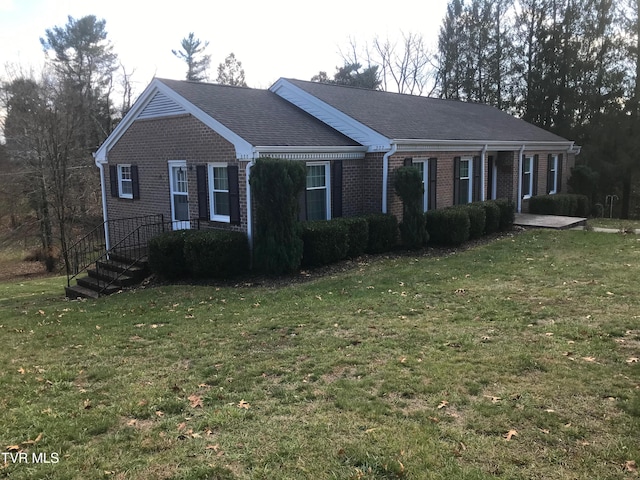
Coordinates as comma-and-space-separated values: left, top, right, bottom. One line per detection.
514, 213, 587, 230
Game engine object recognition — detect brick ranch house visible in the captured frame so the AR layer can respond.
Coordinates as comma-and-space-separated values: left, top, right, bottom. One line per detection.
94, 77, 580, 249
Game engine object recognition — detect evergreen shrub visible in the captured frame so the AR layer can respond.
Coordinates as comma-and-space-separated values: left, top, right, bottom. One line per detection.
363, 213, 398, 253
393, 166, 428, 248
334, 217, 369, 258
184, 230, 249, 278
148, 230, 194, 279
494, 199, 516, 230
529, 194, 590, 217
474, 200, 501, 235
425, 208, 470, 246
300, 220, 349, 267
249, 158, 306, 274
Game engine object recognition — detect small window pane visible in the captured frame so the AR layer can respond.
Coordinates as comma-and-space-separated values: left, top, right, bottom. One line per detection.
458, 179, 470, 204
214, 192, 230, 216
307, 165, 326, 188
213, 167, 228, 191
306, 189, 326, 221
174, 194, 189, 221
459, 160, 469, 179
121, 180, 133, 195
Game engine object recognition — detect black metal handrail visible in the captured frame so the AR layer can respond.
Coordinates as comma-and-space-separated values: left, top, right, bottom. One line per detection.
65, 214, 164, 287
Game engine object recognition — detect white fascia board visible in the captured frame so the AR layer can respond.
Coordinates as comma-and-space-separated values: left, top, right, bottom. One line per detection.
94, 79, 254, 165
394, 139, 576, 152
270, 78, 391, 152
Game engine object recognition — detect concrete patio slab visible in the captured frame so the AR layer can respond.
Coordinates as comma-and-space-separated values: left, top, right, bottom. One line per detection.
514, 213, 587, 230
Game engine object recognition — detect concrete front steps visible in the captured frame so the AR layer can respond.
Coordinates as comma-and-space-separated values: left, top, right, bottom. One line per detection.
65, 252, 149, 299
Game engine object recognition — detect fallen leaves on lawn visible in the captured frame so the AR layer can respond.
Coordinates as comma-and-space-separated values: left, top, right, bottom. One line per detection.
504, 429, 518, 441
237, 400, 250, 409
624, 460, 637, 474
5, 445, 21, 452
437, 400, 448, 409
627, 357, 639, 364
21, 433, 43, 445
188, 394, 203, 408
483, 395, 501, 403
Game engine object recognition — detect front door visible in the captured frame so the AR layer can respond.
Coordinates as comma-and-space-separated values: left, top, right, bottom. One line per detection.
169, 161, 190, 230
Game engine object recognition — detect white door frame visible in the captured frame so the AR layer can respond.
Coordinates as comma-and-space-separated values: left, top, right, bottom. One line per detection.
168, 160, 190, 230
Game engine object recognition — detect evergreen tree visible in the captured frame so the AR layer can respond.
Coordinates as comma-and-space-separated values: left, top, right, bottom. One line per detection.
172, 32, 211, 82
216, 53, 247, 86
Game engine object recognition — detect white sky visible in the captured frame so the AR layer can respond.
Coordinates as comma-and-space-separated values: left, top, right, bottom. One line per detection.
0, 0, 449, 96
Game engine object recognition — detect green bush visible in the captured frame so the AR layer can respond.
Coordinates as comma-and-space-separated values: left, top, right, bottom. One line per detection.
455, 204, 486, 239
249, 158, 306, 274
473, 200, 501, 235
334, 217, 369, 258
184, 230, 249, 278
425, 208, 470, 246
148, 230, 195, 279
301, 220, 349, 267
363, 214, 398, 253
494, 199, 516, 230
394, 166, 428, 249
529, 194, 590, 217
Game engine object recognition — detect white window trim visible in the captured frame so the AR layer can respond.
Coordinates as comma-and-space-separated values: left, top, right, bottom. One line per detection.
306, 161, 331, 220
460, 157, 473, 205
549, 155, 558, 194
208, 163, 231, 223
168, 160, 190, 230
117, 164, 133, 199
413, 158, 429, 212
523, 156, 534, 199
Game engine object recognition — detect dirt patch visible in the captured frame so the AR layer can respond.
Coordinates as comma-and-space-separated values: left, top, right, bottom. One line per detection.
0, 259, 53, 282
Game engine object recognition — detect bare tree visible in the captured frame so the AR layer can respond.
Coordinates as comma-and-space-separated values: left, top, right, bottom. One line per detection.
216, 53, 247, 86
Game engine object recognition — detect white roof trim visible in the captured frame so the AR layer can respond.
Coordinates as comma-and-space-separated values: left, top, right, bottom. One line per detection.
254, 145, 367, 161
394, 139, 576, 153
270, 78, 391, 152
94, 78, 254, 164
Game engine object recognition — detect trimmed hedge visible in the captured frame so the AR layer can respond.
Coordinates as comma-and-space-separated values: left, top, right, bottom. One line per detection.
184, 230, 249, 278
149, 230, 249, 280
363, 213, 398, 254
454, 204, 486, 240
494, 199, 516, 231
148, 230, 195, 279
473, 200, 501, 235
529, 194, 590, 217
425, 208, 470, 246
334, 216, 369, 258
301, 220, 349, 267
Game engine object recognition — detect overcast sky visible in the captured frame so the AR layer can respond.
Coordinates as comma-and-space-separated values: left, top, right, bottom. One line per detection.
0, 0, 449, 95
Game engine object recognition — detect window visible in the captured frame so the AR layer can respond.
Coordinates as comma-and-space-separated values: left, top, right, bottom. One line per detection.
118, 165, 133, 199
458, 158, 472, 205
548, 155, 558, 194
208, 163, 230, 222
413, 159, 429, 211
523, 156, 534, 198
306, 163, 330, 221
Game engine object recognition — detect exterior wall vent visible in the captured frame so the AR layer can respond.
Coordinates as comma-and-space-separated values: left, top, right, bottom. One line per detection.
138, 91, 187, 119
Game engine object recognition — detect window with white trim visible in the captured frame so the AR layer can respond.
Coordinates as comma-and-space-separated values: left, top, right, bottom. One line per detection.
523, 156, 534, 198
458, 158, 472, 205
208, 163, 230, 222
118, 164, 133, 199
548, 155, 558, 194
306, 162, 331, 221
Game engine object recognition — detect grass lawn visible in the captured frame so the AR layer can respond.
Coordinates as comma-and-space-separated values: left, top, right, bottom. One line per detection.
587, 218, 640, 232
0, 230, 639, 479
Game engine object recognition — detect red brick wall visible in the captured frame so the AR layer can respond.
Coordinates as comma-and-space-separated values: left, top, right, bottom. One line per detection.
106, 115, 246, 243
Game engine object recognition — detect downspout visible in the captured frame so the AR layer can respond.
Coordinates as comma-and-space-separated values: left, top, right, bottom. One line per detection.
480, 144, 488, 201
517, 145, 525, 213
246, 158, 255, 262
95, 157, 111, 252
382, 143, 398, 213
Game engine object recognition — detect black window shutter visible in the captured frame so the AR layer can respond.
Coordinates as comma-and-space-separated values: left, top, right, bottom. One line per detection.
547, 154, 553, 193
228, 165, 241, 225
131, 165, 140, 200
109, 165, 118, 197
404, 157, 413, 167
521, 154, 527, 198
428, 158, 437, 210
557, 154, 563, 193
472, 156, 481, 202
533, 154, 539, 197
332, 160, 343, 218
453, 156, 461, 205
196, 165, 209, 220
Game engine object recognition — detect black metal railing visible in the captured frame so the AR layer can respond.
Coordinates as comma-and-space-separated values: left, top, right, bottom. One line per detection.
65, 214, 164, 287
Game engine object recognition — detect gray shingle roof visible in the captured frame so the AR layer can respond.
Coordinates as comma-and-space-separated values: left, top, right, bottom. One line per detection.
285, 79, 571, 144
157, 78, 361, 147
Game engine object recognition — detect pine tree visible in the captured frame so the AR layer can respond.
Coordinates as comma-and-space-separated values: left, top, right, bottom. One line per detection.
172, 33, 211, 82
